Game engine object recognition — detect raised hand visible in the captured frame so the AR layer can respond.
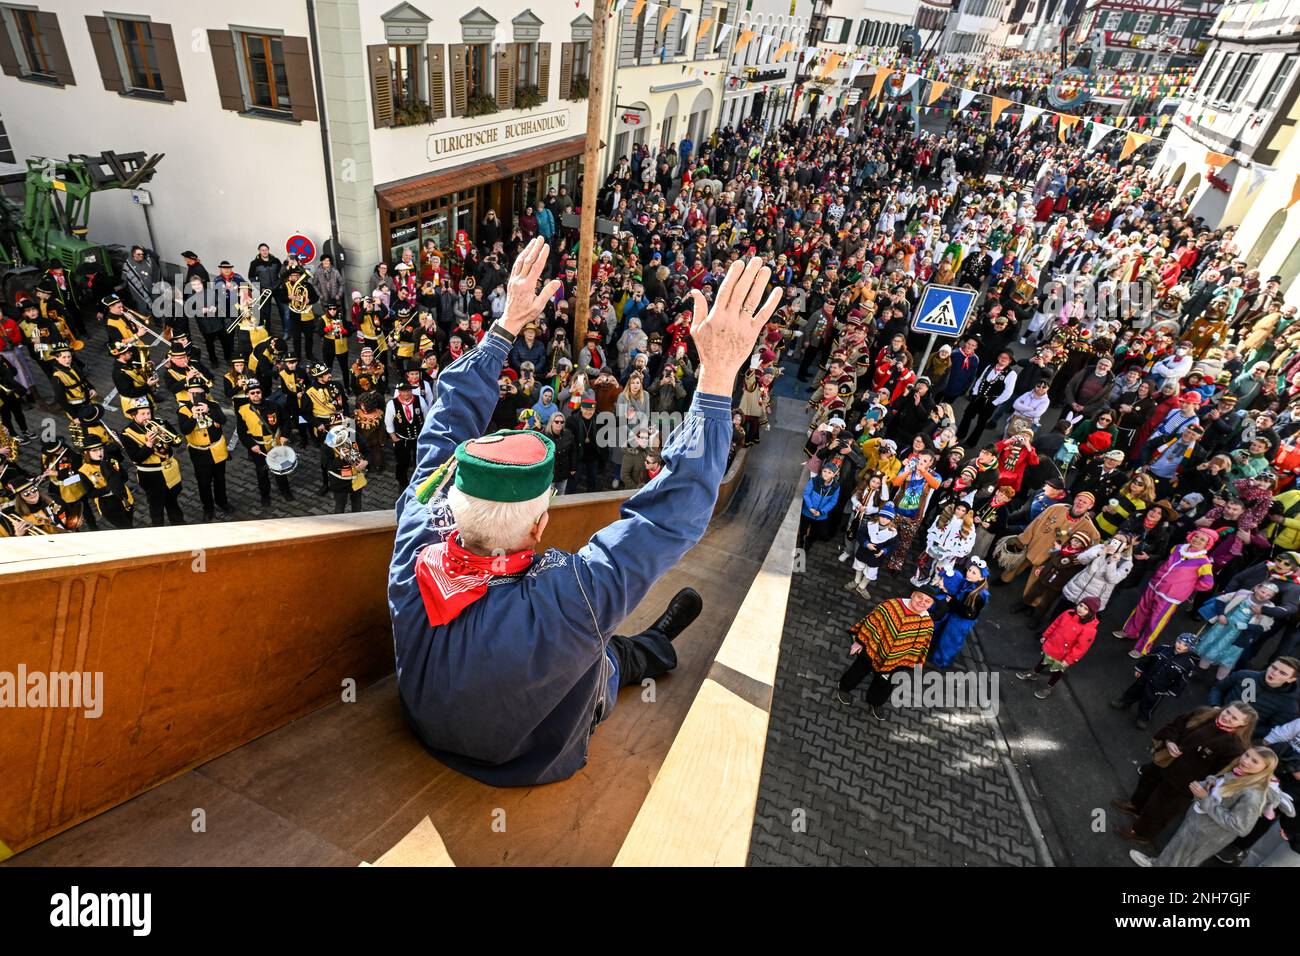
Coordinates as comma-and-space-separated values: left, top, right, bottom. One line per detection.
688, 257, 783, 396
502, 237, 563, 336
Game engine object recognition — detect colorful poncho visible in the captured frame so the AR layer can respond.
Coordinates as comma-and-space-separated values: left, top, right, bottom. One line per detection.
851, 597, 935, 671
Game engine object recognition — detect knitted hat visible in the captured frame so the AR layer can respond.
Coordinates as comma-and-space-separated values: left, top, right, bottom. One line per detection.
878, 502, 896, 520
453, 431, 555, 503
1187, 527, 1219, 549
1173, 631, 1200, 649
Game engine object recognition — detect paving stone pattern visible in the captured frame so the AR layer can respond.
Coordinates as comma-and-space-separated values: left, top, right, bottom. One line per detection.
750, 537, 1042, 867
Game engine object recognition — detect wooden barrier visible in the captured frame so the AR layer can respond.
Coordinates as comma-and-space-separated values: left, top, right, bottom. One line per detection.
1, 451, 747, 855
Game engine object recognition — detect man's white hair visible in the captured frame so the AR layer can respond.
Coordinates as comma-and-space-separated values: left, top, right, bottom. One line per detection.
447, 485, 552, 555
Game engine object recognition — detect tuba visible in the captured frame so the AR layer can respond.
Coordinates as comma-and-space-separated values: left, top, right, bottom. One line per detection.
1010, 275, 1036, 306
287, 272, 314, 315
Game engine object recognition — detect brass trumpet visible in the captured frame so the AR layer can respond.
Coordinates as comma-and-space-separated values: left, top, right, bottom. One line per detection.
144, 419, 183, 448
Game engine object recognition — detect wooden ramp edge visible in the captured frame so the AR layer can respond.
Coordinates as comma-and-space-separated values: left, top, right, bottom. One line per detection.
614, 492, 800, 867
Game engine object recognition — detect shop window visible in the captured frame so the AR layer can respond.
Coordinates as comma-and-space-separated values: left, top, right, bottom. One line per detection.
237, 31, 292, 113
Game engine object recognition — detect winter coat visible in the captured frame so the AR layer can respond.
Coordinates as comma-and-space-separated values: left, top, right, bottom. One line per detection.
1209, 669, 1300, 735
802, 476, 840, 520
1134, 643, 1199, 698
1146, 547, 1215, 603
549, 426, 577, 480
1040, 609, 1098, 667
1061, 543, 1134, 609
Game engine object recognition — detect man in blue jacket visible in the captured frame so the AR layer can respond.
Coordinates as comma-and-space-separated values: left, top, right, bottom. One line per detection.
943, 336, 981, 402
1209, 657, 1300, 736
388, 238, 781, 786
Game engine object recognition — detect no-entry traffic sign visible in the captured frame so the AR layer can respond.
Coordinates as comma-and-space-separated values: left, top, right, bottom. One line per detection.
286, 234, 316, 264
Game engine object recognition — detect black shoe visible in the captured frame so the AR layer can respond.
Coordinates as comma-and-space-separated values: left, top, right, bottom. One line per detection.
651, 587, 703, 641
317, 486, 330, 496
1108, 699, 1126, 709
835, 689, 852, 705
1135, 718, 1149, 730
868, 705, 886, 721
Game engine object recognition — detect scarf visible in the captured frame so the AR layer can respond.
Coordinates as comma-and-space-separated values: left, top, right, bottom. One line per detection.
415, 530, 534, 627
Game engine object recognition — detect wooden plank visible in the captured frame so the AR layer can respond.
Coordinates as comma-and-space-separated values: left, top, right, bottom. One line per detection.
614, 492, 800, 867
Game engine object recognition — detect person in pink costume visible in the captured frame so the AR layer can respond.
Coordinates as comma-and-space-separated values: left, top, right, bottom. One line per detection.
1118, 529, 1218, 658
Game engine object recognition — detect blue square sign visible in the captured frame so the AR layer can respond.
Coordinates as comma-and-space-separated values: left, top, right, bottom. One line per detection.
911, 284, 978, 338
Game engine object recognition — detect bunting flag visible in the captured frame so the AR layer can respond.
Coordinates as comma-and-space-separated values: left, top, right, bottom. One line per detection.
989, 96, 1011, 126
870, 68, 894, 100
1055, 113, 1076, 143
772, 39, 793, 60
630, 0, 647, 21
956, 88, 977, 113
758, 34, 774, 59
819, 52, 844, 79
1205, 150, 1232, 169
1087, 122, 1116, 152
1245, 164, 1274, 197
716, 23, 732, 49
1019, 105, 1044, 134
734, 28, 756, 54
926, 80, 948, 105
679, 11, 696, 39
898, 72, 921, 96
1290, 173, 1300, 209
612, 0, 629, 12
1118, 131, 1153, 162
847, 58, 866, 85
695, 16, 714, 44
659, 5, 678, 33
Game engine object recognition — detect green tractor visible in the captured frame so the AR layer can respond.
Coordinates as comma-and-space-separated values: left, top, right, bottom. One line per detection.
0, 150, 162, 301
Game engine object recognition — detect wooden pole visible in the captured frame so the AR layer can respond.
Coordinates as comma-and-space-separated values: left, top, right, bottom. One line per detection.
574, 0, 611, 347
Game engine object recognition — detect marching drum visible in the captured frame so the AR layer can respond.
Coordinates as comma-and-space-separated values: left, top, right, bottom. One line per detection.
265, 445, 299, 476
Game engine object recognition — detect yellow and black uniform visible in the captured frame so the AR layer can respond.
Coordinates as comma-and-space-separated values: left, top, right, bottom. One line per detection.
0, 501, 63, 536
237, 398, 294, 504
1096, 490, 1149, 537
392, 307, 419, 363
68, 407, 123, 464
305, 379, 346, 437
275, 361, 310, 444
177, 399, 230, 519
224, 365, 253, 412
320, 307, 352, 387
40, 440, 90, 528
248, 336, 283, 392
325, 429, 368, 514
51, 358, 95, 416
162, 360, 215, 405
37, 293, 79, 350
122, 416, 185, 526
77, 452, 134, 529
103, 303, 137, 347
17, 307, 58, 371
111, 355, 155, 414
356, 305, 388, 357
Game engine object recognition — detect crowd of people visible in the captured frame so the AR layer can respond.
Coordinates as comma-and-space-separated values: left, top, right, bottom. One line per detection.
3, 81, 1300, 866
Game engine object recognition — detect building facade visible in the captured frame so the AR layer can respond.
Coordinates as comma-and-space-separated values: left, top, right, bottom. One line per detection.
0, 0, 591, 290
941, 0, 1004, 52
719, 0, 812, 133
1158, 0, 1300, 297
1074, 0, 1221, 72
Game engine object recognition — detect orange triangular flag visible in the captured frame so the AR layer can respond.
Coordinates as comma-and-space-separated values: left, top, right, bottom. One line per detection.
631, 0, 647, 22
1289, 173, 1300, 209
990, 96, 1011, 127
819, 52, 843, 79
926, 81, 948, 105
734, 29, 756, 54
1206, 150, 1232, 169
659, 5, 679, 32
1057, 114, 1080, 143
1118, 131, 1152, 163
773, 40, 794, 61
694, 17, 713, 44
870, 68, 894, 100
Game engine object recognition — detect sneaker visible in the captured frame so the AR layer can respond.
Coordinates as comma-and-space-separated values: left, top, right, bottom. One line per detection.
837, 551, 850, 563
1214, 846, 1245, 866
650, 587, 704, 641
868, 705, 886, 721
1034, 685, 1054, 700
1015, 670, 1038, 681
1108, 699, 1125, 709
1127, 649, 1143, 660
855, 586, 871, 601
1112, 629, 1129, 640
835, 689, 853, 705
1129, 849, 1153, 867
843, 579, 860, 591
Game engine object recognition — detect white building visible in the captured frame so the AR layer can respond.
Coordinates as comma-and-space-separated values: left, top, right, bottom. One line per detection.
600, 0, 732, 177
940, 0, 1003, 53
1157, 0, 1300, 296
719, 0, 812, 133
0, 0, 591, 290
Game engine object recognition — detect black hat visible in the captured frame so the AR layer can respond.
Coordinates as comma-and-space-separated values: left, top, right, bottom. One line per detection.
44, 259, 64, 271
78, 435, 105, 451
246, 380, 263, 391
35, 276, 57, 294
76, 403, 104, 424
101, 293, 122, 308
218, 260, 233, 269
168, 343, 188, 356
396, 380, 413, 392
181, 250, 199, 260
1045, 476, 1065, 490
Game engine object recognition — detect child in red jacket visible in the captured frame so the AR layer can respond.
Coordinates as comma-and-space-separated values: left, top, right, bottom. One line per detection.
1015, 596, 1101, 699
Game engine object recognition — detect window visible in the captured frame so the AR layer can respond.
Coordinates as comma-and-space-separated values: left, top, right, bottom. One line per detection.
1222, 52, 1259, 102
1135, 13, 1154, 33
466, 42, 489, 99
1117, 51, 1135, 69
822, 16, 849, 43
676, 11, 691, 56
112, 17, 162, 92
239, 32, 291, 112
634, 5, 648, 63
5, 6, 51, 77
1104, 11, 1121, 31
1206, 50, 1231, 97
389, 44, 420, 105
1217, 52, 1257, 103
1168, 17, 1187, 37
856, 19, 868, 45
515, 41, 537, 88
1260, 54, 1298, 110
0, 114, 13, 163
714, 4, 728, 54
573, 39, 589, 81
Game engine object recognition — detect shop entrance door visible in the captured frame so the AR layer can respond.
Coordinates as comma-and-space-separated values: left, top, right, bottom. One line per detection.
488, 179, 513, 237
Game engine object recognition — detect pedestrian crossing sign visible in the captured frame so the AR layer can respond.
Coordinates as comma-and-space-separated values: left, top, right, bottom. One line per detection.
911, 284, 978, 338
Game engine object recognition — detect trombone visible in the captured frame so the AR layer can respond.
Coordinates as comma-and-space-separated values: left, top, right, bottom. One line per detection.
227, 288, 274, 335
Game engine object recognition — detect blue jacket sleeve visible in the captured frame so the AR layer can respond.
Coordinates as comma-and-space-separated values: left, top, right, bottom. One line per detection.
565, 391, 733, 640
408, 334, 510, 495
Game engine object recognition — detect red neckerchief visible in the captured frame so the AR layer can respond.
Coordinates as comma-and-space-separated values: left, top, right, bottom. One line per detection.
416, 530, 534, 627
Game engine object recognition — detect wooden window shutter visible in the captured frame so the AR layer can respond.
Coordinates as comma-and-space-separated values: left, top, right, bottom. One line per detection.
282, 35, 318, 122
559, 42, 573, 100
450, 44, 468, 117
0, 16, 21, 77
537, 42, 550, 103
36, 12, 73, 85
427, 44, 446, 120
207, 29, 244, 110
151, 22, 185, 102
695, 4, 711, 59
495, 44, 514, 109
86, 16, 123, 92
367, 43, 393, 127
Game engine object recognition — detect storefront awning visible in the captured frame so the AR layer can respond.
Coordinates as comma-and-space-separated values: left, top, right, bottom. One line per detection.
375, 134, 585, 212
